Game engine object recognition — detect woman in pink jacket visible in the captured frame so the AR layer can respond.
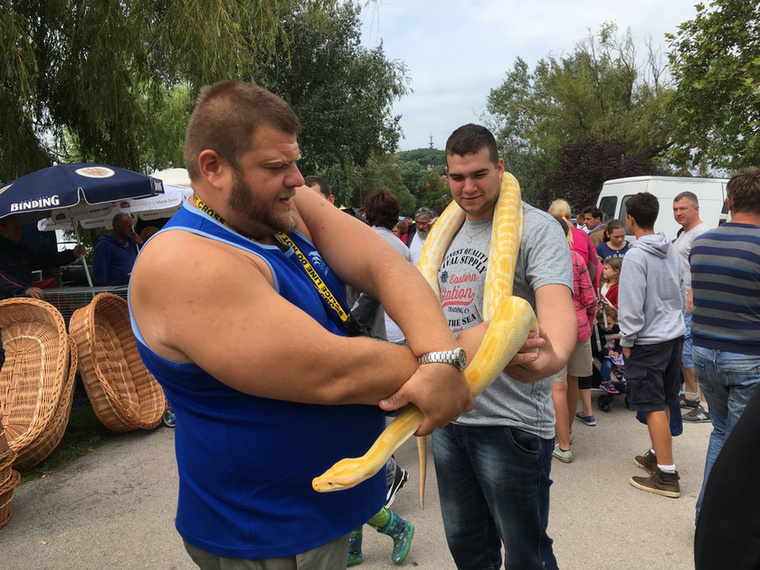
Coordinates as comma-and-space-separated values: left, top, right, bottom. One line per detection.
548, 199, 603, 290
550, 215, 598, 463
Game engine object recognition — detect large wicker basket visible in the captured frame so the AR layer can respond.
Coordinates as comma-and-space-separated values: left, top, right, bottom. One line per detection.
0, 298, 72, 470
69, 293, 166, 432
13, 337, 78, 471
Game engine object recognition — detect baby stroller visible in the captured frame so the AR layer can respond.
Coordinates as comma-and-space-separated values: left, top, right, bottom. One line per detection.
589, 308, 629, 412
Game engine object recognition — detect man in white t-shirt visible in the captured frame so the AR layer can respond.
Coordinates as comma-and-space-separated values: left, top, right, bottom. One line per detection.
408, 207, 435, 266
672, 191, 710, 422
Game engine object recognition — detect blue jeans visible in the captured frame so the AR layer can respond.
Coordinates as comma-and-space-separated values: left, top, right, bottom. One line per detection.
693, 346, 760, 520
601, 358, 611, 382
432, 424, 557, 570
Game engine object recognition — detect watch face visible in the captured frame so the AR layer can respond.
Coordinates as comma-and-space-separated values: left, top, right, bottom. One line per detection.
455, 348, 467, 369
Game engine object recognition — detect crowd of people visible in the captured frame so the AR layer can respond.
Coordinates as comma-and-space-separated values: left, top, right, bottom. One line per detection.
2, 79, 758, 569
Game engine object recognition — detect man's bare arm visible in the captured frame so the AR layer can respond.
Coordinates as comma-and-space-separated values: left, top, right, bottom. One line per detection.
131, 231, 419, 404
131, 229, 473, 433
292, 187, 474, 433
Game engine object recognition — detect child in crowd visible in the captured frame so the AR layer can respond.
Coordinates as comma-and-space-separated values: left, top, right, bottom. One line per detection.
597, 304, 623, 394
600, 257, 622, 309
596, 219, 630, 261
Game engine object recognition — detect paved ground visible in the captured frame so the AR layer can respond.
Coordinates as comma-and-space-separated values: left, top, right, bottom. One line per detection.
0, 394, 710, 569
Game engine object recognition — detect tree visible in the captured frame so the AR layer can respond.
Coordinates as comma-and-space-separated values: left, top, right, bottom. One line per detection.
253, 2, 408, 203
538, 138, 659, 210
344, 152, 415, 214
667, 0, 760, 172
0, 0, 333, 182
485, 23, 676, 203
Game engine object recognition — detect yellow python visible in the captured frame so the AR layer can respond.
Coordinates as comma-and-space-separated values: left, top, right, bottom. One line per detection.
312, 172, 538, 503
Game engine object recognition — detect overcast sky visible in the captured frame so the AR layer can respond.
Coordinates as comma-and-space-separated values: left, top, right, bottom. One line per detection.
359, 0, 701, 151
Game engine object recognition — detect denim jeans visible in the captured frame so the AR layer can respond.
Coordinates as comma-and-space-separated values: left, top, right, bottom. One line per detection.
432, 423, 557, 570
693, 346, 760, 520
601, 358, 611, 382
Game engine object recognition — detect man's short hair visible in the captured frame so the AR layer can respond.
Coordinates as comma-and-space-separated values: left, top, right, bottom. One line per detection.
415, 207, 436, 222
626, 192, 659, 230
727, 167, 760, 216
445, 124, 499, 167
304, 175, 331, 199
364, 190, 400, 230
673, 191, 699, 206
581, 206, 603, 221
183, 81, 301, 182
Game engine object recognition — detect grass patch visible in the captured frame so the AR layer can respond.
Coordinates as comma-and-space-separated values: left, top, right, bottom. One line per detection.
19, 402, 118, 483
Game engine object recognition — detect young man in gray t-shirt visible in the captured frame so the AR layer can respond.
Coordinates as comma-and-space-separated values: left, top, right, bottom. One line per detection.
431, 124, 575, 570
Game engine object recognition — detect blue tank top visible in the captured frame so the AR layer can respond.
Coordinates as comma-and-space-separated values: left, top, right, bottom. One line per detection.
130, 202, 385, 559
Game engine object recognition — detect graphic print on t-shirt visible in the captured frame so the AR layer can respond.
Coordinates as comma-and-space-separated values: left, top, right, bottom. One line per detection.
439, 246, 489, 334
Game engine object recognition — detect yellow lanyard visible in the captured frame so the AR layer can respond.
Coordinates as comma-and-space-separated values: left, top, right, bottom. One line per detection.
275, 232, 351, 324
192, 194, 351, 326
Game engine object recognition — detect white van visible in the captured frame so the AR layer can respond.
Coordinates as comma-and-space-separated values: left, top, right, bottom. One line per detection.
596, 176, 730, 240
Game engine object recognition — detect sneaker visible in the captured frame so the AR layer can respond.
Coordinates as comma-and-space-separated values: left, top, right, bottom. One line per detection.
575, 412, 596, 426
683, 405, 711, 423
553, 444, 573, 463
384, 464, 409, 508
600, 379, 620, 394
634, 449, 657, 473
630, 467, 680, 498
678, 393, 700, 409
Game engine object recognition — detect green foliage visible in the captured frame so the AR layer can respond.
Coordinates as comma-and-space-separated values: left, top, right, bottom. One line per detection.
394, 149, 449, 210
253, 1, 409, 202
0, 0, 334, 182
417, 172, 452, 211
396, 148, 446, 169
485, 23, 677, 205
538, 138, 660, 210
344, 152, 415, 214
667, 0, 760, 172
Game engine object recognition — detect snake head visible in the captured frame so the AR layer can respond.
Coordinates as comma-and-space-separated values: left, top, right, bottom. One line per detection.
312, 457, 371, 493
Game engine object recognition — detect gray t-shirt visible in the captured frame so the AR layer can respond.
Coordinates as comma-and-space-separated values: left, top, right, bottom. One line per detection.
673, 222, 709, 290
438, 204, 573, 439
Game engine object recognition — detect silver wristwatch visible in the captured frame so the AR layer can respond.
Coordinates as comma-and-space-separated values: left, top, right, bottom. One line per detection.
418, 348, 467, 370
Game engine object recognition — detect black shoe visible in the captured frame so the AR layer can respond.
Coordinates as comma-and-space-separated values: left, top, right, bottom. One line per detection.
683, 405, 711, 423
385, 464, 409, 508
678, 393, 700, 409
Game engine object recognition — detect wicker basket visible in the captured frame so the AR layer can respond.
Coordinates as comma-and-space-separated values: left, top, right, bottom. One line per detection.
0, 451, 16, 487
13, 337, 77, 471
0, 428, 9, 463
0, 298, 71, 469
0, 469, 20, 530
69, 293, 166, 432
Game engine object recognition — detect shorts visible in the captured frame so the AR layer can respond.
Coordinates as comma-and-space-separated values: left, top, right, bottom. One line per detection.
184, 534, 350, 569
624, 337, 684, 412
682, 312, 694, 369
555, 338, 592, 382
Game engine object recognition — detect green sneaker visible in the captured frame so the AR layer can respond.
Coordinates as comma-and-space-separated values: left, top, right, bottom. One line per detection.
552, 444, 573, 463
378, 510, 415, 564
